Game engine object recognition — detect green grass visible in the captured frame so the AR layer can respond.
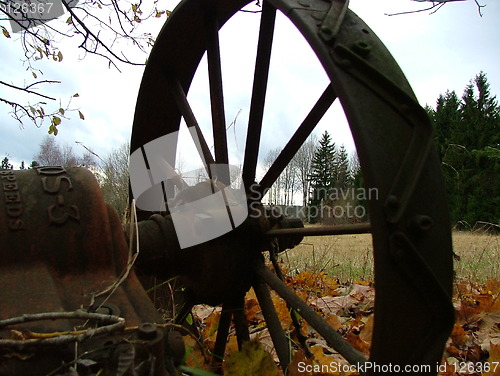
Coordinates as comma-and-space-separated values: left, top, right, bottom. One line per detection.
452, 231, 500, 282
281, 233, 374, 282
281, 229, 499, 283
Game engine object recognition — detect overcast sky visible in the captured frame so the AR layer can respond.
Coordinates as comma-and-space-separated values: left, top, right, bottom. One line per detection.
1, 0, 499, 171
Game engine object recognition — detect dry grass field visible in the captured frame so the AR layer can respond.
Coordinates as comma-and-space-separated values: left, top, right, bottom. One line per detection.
281, 229, 500, 283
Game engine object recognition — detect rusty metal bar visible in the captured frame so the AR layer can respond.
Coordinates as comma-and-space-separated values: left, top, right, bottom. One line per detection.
258, 85, 337, 194
266, 223, 371, 237
270, 246, 312, 358
168, 75, 216, 168
205, 10, 230, 185
252, 278, 291, 372
232, 296, 250, 350
318, 0, 349, 44
255, 263, 367, 370
212, 304, 233, 370
242, 1, 277, 189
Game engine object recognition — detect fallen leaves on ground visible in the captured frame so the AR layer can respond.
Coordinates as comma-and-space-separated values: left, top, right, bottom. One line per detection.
224, 340, 280, 376
183, 270, 500, 375
440, 280, 500, 375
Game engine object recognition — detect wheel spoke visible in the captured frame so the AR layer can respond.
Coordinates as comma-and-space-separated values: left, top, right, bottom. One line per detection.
206, 11, 230, 185
212, 304, 233, 370
258, 85, 337, 195
242, 1, 277, 189
254, 263, 368, 368
270, 244, 312, 358
253, 278, 291, 372
266, 223, 371, 237
231, 296, 250, 350
173, 301, 194, 325
168, 75, 216, 171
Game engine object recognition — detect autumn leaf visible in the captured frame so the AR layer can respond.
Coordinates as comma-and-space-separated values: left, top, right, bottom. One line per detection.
449, 323, 468, 346
48, 124, 58, 136
491, 296, 500, 312
346, 331, 370, 354
73, 93, 80, 97
224, 340, 279, 376
52, 116, 61, 126
358, 315, 374, 344
58, 108, 65, 116
288, 350, 312, 376
57, 51, 63, 62
183, 335, 211, 371
245, 296, 262, 324
2, 27, 10, 38
311, 295, 358, 317
486, 279, 500, 296
309, 346, 344, 375
325, 314, 342, 331
201, 311, 220, 343
224, 335, 240, 355
485, 342, 500, 376
78, 111, 85, 120
66, 16, 72, 24
437, 358, 457, 376
271, 293, 293, 329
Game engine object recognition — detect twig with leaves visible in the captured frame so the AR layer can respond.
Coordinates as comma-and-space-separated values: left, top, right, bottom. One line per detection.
0, 0, 170, 130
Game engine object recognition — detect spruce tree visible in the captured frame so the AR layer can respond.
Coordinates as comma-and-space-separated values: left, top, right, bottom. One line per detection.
307, 131, 336, 221
429, 72, 499, 225
336, 144, 351, 190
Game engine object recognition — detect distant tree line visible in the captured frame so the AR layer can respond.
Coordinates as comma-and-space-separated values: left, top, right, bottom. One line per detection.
3, 71, 497, 228
263, 131, 364, 224
2, 136, 130, 220
263, 135, 318, 208
263, 73, 499, 227
427, 72, 499, 227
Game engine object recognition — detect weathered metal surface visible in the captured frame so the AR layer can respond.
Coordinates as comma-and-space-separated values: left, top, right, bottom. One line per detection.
0, 167, 181, 376
0, 0, 455, 374
129, 195, 303, 306
130, 0, 454, 373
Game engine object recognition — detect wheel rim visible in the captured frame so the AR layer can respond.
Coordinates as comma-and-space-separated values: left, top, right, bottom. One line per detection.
130, 0, 455, 373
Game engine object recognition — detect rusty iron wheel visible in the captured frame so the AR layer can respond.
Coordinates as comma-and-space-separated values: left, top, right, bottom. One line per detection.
130, 0, 455, 374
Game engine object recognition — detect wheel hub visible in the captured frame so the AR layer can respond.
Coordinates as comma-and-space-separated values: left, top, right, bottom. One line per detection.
130, 182, 303, 306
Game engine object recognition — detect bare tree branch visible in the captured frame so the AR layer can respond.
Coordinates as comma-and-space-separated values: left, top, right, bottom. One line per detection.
386, 0, 486, 17
61, 1, 144, 67
0, 97, 34, 126
0, 79, 60, 101
1, 0, 171, 130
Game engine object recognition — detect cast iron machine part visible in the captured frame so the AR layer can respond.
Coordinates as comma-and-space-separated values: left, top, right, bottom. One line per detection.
129, 0, 455, 374
0, 167, 185, 376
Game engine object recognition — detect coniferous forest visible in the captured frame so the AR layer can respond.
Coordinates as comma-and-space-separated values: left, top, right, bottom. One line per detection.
427, 72, 499, 227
